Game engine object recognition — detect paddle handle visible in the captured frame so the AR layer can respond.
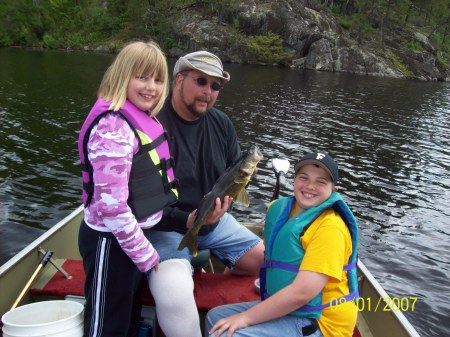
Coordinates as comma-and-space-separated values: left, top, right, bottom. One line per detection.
270, 171, 286, 202
10, 250, 53, 310
270, 158, 289, 202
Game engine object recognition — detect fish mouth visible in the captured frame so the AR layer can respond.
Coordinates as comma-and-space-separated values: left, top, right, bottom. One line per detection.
249, 145, 263, 161
240, 145, 263, 175
248, 145, 264, 163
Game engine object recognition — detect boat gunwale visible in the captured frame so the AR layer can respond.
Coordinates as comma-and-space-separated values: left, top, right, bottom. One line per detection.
357, 260, 421, 337
0, 205, 84, 275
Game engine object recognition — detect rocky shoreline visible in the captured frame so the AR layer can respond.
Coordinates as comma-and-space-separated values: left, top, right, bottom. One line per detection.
165, 0, 450, 82
71, 1, 450, 82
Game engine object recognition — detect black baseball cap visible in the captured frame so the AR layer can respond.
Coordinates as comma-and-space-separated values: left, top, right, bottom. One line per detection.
294, 152, 339, 184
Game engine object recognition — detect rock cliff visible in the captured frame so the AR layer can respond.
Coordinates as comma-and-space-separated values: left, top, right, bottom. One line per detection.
167, 0, 449, 81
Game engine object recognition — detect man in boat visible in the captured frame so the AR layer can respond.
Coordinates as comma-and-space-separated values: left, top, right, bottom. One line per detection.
206, 152, 359, 337
145, 51, 264, 337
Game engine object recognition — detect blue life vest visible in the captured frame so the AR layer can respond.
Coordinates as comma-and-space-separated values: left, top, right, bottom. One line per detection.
78, 98, 178, 221
260, 193, 359, 318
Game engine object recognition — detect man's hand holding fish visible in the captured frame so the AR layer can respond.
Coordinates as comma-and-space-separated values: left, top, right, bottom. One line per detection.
186, 195, 234, 229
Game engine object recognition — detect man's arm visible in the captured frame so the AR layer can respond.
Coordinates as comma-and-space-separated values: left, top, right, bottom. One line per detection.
153, 206, 189, 232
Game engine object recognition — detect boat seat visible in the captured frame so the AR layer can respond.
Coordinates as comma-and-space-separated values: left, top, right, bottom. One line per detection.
30, 258, 259, 312
190, 248, 212, 270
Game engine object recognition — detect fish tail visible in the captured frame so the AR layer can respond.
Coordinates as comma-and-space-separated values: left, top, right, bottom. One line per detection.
177, 230, 199, 257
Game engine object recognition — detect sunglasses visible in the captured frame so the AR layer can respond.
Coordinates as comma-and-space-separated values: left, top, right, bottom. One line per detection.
184, 74, 222, 91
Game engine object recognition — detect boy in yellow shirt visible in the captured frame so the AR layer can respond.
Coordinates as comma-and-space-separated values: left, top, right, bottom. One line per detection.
206, 151, 359, 337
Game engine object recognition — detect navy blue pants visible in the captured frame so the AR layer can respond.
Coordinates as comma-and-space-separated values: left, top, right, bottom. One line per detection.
78, 221, 145, 337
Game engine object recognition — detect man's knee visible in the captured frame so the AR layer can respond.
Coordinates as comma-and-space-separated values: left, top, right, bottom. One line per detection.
233, 241, 265, 275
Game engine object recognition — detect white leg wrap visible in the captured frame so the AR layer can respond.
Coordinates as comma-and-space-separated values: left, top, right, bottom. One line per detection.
148, 259, 201, 337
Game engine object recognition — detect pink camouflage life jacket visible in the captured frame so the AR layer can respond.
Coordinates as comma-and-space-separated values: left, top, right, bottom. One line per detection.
78, 98, 178, 221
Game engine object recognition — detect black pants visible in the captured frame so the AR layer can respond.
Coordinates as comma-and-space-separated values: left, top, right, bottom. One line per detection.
78, 221, 144, 337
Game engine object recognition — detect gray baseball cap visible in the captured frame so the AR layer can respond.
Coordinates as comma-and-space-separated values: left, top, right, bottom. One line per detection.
173, 51, 230, 82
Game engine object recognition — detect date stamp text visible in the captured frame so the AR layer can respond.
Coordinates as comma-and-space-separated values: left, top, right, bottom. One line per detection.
330, 296, 418, 312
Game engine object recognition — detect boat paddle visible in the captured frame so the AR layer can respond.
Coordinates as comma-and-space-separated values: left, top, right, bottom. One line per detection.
270, 158, 290, 202
10, 250, 53, 310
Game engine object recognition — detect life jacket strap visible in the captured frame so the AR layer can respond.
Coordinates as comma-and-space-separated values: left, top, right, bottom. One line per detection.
262, 259, 299, 272
170, 178, 179, 189
81, 163, 90, 172
343, 262, 357, 270
81, 162, 94, 206
158, 158, 178, 194
297, 290, 360, 313
142, 156, 174, 174
260, 258, 359, 310
83, 182, 94, 193
140, 131, 167, 154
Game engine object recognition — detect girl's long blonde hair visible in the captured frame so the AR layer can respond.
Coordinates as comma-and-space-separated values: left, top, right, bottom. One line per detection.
97, 41, 169, 116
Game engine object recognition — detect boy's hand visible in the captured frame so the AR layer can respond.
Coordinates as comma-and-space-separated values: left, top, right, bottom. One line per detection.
209, 312, 250, 337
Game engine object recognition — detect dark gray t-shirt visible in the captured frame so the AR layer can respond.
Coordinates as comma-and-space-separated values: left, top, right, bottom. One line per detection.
154, 94, 241, 233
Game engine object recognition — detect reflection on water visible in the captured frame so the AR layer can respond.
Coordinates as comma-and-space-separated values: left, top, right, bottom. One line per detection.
0, 48, 449, 336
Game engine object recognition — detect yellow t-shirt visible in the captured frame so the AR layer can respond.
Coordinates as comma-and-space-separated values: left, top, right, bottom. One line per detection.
291, 207, 357, 337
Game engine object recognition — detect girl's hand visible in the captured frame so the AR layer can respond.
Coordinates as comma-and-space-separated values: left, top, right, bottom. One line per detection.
209, 312, 249, 337
150, 250, 160, 272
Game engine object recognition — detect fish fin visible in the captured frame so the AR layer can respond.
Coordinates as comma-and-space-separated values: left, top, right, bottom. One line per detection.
177, 229, 199, 257
235, 189, 250, 207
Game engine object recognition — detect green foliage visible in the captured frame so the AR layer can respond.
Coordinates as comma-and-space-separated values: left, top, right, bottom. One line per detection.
432, 32, 450, 66
432, 32, 450, 53
402, 41, 423, 52
337, 12, 376, 43
0, 0, 130, 49
43, 33, 60, 49
337, 15, 352, 30
0, 1, 36, 46
122, 0, 149, 39
247, 33, 291, 64
202, 0, 240, 23
0, 0, 448, 66
332, 0, 449, 61
143, 0, 196, 49
387, 50, 415, 77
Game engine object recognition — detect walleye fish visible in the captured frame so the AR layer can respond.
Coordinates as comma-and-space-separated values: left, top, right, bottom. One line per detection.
178, 145, 264, 256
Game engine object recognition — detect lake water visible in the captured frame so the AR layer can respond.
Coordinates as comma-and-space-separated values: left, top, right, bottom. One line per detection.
0, 47, 449, 336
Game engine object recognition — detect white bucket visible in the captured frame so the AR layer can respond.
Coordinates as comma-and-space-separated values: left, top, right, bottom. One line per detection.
1, 300, 84, 337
